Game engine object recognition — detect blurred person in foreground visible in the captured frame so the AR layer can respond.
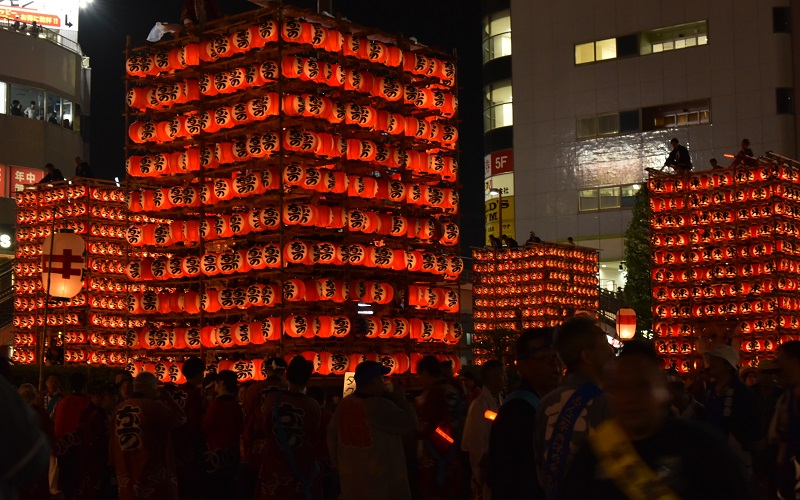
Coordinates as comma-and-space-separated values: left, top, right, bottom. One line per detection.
487, 328, 561, 499
702, 345, 762, 474
535, 316, 614, 498
77, 382, 117, 500
17, 383, 53, 500
171, 356, 207, 499
203, 370, 243, 499
110, 372, 187, 500
774, 341, 800, 498
53, 372, 90, 500
328, 360, 417, 500
1, 377, 50, 499
255, 356, 321, 500
561, 340, 758, 499
416, 355, 468, 500
461, 360, 505, 500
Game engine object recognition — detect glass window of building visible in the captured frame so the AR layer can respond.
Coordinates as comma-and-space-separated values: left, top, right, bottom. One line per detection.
621, 184, 640, 207
597, 113, 620, 136
579, 189, 599, 211
9, 83, 45, 120
595, 38, 617, 61
483, 81, 513, 132
576, 116, 598, 139
0, 82, 6, 114
482, 9, 511, 63
642, 99, 710, 131
599, 187, 621, 209
640, 21, 708, 55
575, 42, 596, 64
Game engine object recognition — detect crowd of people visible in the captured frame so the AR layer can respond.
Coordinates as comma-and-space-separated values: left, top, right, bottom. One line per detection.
2, 318, 800, 499
487, 232, 576, 250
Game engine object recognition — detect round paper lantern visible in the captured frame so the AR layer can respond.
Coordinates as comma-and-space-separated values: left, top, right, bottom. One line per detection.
330, 317, 351, 338
283, 279, 306, 302
283, 240, 311, 265
285, 315, 313, 339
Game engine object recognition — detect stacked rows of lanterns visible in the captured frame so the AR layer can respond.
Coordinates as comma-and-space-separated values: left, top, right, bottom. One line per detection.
471, 244, 600, 334
649, 155, 800, 372
12, 182, 137, 365
119, 6, 463, 376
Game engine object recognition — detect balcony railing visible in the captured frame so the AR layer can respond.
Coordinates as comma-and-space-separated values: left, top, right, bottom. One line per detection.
0, 16, 83, 56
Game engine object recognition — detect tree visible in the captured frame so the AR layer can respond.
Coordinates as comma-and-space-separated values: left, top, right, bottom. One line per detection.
623, 184, 652, 336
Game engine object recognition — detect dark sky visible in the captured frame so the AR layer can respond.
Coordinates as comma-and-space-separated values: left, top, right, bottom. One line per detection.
77, 0, 484, 250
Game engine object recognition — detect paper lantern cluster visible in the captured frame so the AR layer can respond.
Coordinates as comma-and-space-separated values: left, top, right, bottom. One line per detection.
119, 6, 462, 374
471, 245, 600, 332
649, 157, 800, 372
12, 181, 138, 365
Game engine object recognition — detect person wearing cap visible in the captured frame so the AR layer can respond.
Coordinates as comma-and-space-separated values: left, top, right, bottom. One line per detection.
488, 328, 561, 500
110, 372, 187, 500
171, 356, 207, 500
255, 356, 322, 500
561, 341, 758, 499
702, 344, 762, 474
461, 359, 505, 500
663, 138, 692, 174
328, 360, 417, 500
241, 356, 287, 497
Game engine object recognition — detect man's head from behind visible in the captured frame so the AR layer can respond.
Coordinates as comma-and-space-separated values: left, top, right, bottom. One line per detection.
182, 356, 206, 385
605, 340, 669, 440
44, 163, 54, 173
516, 328, 561, 394
133, 372, 159, 399
554, 317, 613, 379
45, 373, 62, 393
670, 138, 680, 148
416, 355, 443, 388
68, 372, 87, 394
286, 356, 314, 388
778, 340, 800, 385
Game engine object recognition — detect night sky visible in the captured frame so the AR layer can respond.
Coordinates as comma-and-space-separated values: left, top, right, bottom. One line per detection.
77, 0, 484, 251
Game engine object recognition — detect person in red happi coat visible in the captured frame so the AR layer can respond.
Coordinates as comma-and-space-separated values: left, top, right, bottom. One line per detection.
110, 372, 186, 500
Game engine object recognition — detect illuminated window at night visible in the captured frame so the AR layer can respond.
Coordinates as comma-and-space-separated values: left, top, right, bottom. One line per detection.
579, 189, 599, 211
482, 10, 512, 63
483, 81, 513, 132
575, 38, 617, 64
642, 99, 710, 131
577, 111, 640, 139
640, 21, 708, 55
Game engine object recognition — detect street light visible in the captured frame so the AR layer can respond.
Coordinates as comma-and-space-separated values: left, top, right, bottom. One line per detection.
489, 188, 502, 240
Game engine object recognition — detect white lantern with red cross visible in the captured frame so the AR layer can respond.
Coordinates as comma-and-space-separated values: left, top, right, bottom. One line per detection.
616, 308, 637, 340
41, 230, 86, 298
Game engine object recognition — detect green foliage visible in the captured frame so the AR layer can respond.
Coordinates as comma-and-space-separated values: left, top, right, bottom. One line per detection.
623, 185, 652, 335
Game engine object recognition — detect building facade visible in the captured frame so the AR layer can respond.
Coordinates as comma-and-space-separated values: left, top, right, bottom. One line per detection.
482, 0, 797, 291
0, 9, 91, 256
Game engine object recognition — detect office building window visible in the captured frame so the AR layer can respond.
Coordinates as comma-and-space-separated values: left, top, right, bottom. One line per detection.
579, 189, 599, 211
599, 187, 621, 209
4, 82, 79, 130
483, 80, 513, 132
777, 88, 795, 114
575, 38, 617, 64
774, 7, 791, 33
642, 99, 710, 131
640, 21, 708, 55
580, 184, 641, 212
621, 184, 641, 207
577, 111, 639, 139
482, 10, 512, 63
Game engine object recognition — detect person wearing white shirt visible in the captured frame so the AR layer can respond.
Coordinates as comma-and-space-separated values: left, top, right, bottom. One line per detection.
23, 101, 37, 119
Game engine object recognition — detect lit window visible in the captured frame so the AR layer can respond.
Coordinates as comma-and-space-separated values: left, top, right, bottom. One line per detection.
640, 21, 708, 55
0, 82, 6, 114
579, 189, 599, 211
621, 184, 640, 207
595, 38, 617, 61
482, 10, 512, 63
483, 81, 513, 132
597, 113, 620, 136
600, 187, 621, 209
575, 42, 595, 64
642, 99, 711, 131
577, 116, 598, 138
